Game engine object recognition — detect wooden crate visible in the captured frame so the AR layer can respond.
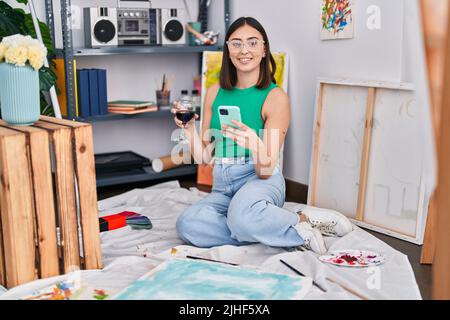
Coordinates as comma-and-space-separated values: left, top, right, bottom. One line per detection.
0, 116, 102, 289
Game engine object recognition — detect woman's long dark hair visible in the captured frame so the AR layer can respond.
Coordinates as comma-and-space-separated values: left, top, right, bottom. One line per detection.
219, 17, 276, 90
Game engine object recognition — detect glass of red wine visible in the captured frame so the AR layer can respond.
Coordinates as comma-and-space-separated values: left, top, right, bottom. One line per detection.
173, 99, 196, 144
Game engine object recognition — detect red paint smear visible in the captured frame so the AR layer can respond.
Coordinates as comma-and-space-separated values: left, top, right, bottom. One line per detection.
339, 254, 358, 263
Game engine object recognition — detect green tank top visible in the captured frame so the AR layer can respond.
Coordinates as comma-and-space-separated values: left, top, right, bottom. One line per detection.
210, 82, 278, 158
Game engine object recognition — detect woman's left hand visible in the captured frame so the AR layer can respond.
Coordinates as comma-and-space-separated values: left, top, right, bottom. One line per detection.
222, 120, 261, 151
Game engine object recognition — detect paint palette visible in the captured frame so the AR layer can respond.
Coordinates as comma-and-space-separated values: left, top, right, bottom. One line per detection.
319, 250, 385, 267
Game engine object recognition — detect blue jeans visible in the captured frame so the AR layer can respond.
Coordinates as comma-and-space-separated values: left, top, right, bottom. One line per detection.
176, 157, 304, 248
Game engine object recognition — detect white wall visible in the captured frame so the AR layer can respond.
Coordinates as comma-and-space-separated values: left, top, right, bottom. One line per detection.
5, 0, 431, 187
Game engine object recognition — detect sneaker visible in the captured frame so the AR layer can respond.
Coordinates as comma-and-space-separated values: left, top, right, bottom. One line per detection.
293, 222, 327, 254
296, 204, 353, 237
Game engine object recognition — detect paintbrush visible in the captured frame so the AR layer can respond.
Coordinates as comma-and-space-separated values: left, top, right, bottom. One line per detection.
279, 259, 327, 292
186, 255, 239, 266
162, 74, 166, 92
325, 277, 369, 300
166, 75, 171, 92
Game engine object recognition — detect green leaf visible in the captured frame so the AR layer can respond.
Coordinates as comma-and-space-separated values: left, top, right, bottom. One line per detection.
23, 14, 54, 56
16, 0, 29, 4
39, 66, 57, 92
0, 2, 26, 40
40, 92, 55, 116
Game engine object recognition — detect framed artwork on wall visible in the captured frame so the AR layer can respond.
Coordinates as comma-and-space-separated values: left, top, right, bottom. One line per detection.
321, 0, 354, 40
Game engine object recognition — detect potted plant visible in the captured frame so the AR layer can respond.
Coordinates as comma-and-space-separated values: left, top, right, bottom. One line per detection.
0, 0, 57, 123
0, 34, 46, 125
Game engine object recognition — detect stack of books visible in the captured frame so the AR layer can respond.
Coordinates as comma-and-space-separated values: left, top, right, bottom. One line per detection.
108, 100, 158, 114
77, 68, 108, 117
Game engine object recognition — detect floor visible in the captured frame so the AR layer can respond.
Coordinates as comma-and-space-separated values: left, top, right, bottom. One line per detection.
97, 174, 432, 300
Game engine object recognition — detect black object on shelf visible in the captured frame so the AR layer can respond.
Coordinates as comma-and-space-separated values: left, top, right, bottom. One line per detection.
95, 151, 151, 175
94, 151, 197, 188
96, 164, 198, 187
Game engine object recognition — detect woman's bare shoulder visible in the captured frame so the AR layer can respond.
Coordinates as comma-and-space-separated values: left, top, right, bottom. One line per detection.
261, 86, 290, 122
267, 86, 289, 103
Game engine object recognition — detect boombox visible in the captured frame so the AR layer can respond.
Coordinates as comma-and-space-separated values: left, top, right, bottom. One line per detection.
84, 7, 118, 48
160, 8, 187, 45
84, 7, 187, 47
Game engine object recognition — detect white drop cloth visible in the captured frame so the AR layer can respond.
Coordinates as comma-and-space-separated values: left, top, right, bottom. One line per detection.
0, 180, 421, 300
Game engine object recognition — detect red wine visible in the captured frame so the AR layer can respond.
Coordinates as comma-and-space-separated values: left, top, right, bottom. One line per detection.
176, 110, 196, 124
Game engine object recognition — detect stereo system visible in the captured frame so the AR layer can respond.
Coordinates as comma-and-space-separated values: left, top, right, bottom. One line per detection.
84, 6, 187, 48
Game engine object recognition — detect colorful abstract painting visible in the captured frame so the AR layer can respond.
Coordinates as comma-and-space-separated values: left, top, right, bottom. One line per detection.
113, 259, 311, 300
321, 0, 354, 40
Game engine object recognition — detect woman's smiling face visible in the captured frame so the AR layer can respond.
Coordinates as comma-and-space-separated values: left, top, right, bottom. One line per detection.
227, 24, 266, 74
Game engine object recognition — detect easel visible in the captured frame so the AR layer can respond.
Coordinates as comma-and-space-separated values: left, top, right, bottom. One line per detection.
419, 0, 450, 299
420, 0, 448, 264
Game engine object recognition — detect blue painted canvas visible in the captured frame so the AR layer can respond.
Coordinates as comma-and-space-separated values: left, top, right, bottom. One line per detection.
113, 259, 312, 300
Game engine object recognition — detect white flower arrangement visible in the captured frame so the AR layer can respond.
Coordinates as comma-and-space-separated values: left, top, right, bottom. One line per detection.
0, 34, 47, 71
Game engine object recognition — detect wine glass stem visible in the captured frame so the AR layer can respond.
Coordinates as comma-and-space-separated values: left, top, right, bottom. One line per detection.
180, 124, 187, 142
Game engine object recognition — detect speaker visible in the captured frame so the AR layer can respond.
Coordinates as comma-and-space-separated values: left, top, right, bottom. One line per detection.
84, 8, 118, 48
160, 8, 186, 45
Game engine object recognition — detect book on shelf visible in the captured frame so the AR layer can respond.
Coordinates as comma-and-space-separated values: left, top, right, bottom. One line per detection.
88, 69, 99, 116
108, 106, 148, 111
108, 100, 156, 109
97, 69, 108, 115
77, 69, 90, 117
108, 105, 158, 114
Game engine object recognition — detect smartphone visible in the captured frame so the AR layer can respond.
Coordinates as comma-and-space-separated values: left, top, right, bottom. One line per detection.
218, 106, 242, 129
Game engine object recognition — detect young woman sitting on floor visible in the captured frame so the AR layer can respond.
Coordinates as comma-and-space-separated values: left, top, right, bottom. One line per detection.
171, 17, 353, 254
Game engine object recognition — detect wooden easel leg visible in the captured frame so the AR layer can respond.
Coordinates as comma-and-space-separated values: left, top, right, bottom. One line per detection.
421, 195, 437, 264
433, 69, 450, 299
420, 0, 449, 265
431, 0, 450, 299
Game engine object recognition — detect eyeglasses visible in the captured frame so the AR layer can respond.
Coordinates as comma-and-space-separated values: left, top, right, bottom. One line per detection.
226, 38, 265, 52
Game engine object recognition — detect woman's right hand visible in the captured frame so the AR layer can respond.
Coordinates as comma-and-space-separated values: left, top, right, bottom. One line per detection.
171, 100, 199, 130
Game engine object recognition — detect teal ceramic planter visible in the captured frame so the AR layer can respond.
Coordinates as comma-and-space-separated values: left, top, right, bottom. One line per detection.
0, 63, 40, 126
